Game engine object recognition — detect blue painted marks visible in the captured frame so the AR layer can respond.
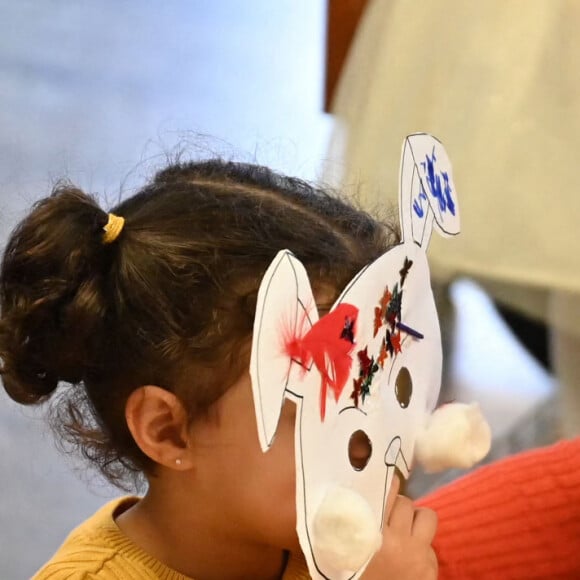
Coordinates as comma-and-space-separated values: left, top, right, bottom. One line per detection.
421, 146, 456, 216
412, 146, 456, 218
412, 186, 428, 218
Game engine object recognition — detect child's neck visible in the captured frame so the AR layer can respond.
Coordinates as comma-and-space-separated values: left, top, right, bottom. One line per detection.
116, 479, 288, 580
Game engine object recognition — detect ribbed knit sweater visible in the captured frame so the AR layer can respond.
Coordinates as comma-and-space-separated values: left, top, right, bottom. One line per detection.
33, 497, 310, 579
418, 438, 580, 579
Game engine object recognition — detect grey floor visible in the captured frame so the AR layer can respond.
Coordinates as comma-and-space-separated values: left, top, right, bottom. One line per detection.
0, 2, 554, 579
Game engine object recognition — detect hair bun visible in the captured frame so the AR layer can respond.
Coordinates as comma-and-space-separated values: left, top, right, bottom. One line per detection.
0, 184, 110, 405
1, 362, 58, 404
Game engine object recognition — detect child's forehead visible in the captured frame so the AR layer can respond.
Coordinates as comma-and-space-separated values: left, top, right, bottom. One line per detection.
312, 288, 339, 316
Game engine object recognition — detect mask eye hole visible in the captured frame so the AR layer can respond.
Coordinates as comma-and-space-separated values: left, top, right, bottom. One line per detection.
395, 366, 412, 408
348, 430, 372, 471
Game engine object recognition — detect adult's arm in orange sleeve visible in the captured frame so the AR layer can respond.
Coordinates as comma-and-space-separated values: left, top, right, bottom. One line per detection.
417, 438, 580, 579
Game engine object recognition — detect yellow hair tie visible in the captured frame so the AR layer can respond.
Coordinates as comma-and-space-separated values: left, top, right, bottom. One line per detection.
102, 213, 125, 244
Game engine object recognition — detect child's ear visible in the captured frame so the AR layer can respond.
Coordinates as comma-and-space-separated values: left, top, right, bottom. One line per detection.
125, 385, 192, 470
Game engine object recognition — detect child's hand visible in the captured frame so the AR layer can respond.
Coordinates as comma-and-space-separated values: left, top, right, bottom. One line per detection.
362, 480, 438, 580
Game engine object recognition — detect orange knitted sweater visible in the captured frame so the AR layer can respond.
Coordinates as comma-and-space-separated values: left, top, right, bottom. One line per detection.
418, 438, 580, 579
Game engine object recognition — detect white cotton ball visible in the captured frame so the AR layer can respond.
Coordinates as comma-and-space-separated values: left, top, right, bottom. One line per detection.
415, 402, 492, 473
312, 486, 382, 572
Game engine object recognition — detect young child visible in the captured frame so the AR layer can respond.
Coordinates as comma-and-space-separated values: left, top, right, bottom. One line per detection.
1, 160, 438, 579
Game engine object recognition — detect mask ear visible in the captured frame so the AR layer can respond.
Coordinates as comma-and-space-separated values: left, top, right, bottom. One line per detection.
250, 250, 319, 451
400, 133, 460, 248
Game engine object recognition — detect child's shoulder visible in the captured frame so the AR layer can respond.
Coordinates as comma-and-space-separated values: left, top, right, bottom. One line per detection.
31, 496, 175, 580
32, 495, 312, 580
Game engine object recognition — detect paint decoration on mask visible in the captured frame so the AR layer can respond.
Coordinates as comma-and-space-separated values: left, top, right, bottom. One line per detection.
250, 134, 491, 580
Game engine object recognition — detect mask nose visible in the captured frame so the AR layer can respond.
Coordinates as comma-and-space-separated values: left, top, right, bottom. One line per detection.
384, 436, 410, 478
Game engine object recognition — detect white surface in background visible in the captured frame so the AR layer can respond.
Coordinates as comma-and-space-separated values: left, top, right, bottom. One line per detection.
449, 279, 555, 438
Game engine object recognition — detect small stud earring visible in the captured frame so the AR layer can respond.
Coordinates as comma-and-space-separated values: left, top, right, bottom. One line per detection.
175, 458, 182, 466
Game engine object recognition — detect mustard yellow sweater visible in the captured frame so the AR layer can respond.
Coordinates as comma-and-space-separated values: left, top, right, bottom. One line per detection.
33, 497, 311, 579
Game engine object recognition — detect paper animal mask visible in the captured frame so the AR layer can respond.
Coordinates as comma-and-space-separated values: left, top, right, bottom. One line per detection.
250, 134, 491, 579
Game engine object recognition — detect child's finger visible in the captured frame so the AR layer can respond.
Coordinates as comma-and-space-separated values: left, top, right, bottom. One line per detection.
386, 494, 415, 534
412, 507, 438, 543
384, 475, 401, 516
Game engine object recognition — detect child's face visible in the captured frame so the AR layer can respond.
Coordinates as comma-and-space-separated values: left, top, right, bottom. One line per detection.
188, 370, 300, 551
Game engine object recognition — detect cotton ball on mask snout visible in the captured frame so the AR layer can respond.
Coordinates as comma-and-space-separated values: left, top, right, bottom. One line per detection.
312, 486, 382, 572
415, 402, 492, 473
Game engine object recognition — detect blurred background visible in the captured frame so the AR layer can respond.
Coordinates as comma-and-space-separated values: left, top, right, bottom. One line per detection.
0, 1, 558, 578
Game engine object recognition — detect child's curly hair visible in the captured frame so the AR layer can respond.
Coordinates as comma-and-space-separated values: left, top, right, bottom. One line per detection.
0, 160, 398, 489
